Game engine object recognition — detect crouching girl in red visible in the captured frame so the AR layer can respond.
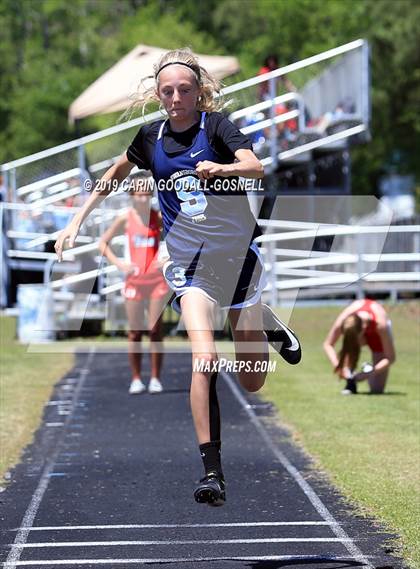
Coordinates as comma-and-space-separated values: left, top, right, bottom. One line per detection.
323, 299, 396, 394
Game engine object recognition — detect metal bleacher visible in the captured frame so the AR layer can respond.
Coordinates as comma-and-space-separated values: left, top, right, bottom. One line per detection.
6, 38, 412, 340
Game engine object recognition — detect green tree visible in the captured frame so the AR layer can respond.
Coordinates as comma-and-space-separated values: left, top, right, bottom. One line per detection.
0, 0, 220, 163
175, 0, 420, 192
1, 0, 418, 196
0, 0, 135, 162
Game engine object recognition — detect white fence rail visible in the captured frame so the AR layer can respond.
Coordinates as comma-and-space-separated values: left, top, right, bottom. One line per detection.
256, 223, 420, 303
1, 39, 369, 204
2, 192, 419, 304
2, 209, 418, 337
19, 221, 420, 298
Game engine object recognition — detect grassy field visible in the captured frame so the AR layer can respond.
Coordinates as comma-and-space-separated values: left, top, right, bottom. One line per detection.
262, 302, 420, 568
0, 316, 73, 482
0, 303, 419, 567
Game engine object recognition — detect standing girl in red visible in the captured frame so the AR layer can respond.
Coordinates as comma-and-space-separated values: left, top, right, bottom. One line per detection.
323, 299, 396, 394
99, 177, 169, 394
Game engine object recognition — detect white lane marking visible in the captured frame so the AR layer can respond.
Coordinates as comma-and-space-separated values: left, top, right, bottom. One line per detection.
3, 555, 367, 566
16, 538, 352, 548
47, 473, 66, 478
45, 423, 64, 427
220, 369, 374, 569
58, 453, 79, 457
4, 348, 95, 569
57, 408, 72, 416
15, 521, 333, 531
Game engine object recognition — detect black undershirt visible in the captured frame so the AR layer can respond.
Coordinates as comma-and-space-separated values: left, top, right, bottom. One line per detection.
126, 111, 252, 170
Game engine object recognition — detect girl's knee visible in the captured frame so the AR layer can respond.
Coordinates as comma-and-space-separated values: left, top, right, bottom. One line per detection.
128, 330, 142, 342
368, 374, 387, 395
239, 370, 266, 393
192, 352, 218, 373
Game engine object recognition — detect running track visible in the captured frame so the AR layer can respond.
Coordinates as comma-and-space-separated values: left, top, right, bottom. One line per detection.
0, 348, 404, 568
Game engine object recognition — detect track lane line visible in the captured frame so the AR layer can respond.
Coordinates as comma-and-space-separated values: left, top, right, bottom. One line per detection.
2, 554, 372, 567
220, 369, 374, 569
14, 537, 354, 548
4, 349, 96, 569
13, 521, 334, 531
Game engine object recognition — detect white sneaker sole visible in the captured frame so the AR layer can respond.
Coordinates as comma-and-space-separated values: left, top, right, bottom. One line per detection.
129, 381, 146, 395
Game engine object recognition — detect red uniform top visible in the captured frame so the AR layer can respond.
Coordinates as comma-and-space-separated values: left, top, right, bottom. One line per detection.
125, 208, 164, 286
357, 299, 384, 353
275, 103, 298, 131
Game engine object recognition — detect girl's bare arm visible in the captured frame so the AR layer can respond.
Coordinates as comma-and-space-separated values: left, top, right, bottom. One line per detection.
98, 214, 128, 270
55, 153, 134, 261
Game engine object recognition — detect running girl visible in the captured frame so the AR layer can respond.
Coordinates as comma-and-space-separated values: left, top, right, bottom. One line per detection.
98, 176, 169, 394
55, 47, 301, 507
323, 298, 395, 394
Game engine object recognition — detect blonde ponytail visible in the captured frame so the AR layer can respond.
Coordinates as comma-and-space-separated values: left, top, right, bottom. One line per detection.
335, 314, 363, 375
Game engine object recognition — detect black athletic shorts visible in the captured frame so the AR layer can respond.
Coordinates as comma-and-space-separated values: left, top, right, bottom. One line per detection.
163, 242, 266, 313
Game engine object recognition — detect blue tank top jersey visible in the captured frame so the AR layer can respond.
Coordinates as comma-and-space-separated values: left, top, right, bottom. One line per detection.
151, 112, 261, 266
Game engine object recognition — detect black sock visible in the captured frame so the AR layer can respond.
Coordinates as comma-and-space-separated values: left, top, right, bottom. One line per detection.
199, 441, 223, 478
209, 372, 220, 441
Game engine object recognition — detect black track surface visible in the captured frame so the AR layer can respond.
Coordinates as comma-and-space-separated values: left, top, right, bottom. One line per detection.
0, 348, 405, 568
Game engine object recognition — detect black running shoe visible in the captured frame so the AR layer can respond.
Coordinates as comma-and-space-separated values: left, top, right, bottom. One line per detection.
194, 471, 226, 507
341, 378, 357, 395
262, 303, 302, 365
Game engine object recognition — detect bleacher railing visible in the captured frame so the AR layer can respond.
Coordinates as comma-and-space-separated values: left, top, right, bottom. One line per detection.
1, 39, 369, 205
0, 39, 378, 327
257, 221, 420, 304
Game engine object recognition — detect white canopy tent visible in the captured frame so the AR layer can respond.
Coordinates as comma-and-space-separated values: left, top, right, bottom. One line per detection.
68, 44, 240, 123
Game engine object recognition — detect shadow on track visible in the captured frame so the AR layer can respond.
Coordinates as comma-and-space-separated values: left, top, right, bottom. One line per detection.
157, 388, 191, 395
246, 558, 368, 569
